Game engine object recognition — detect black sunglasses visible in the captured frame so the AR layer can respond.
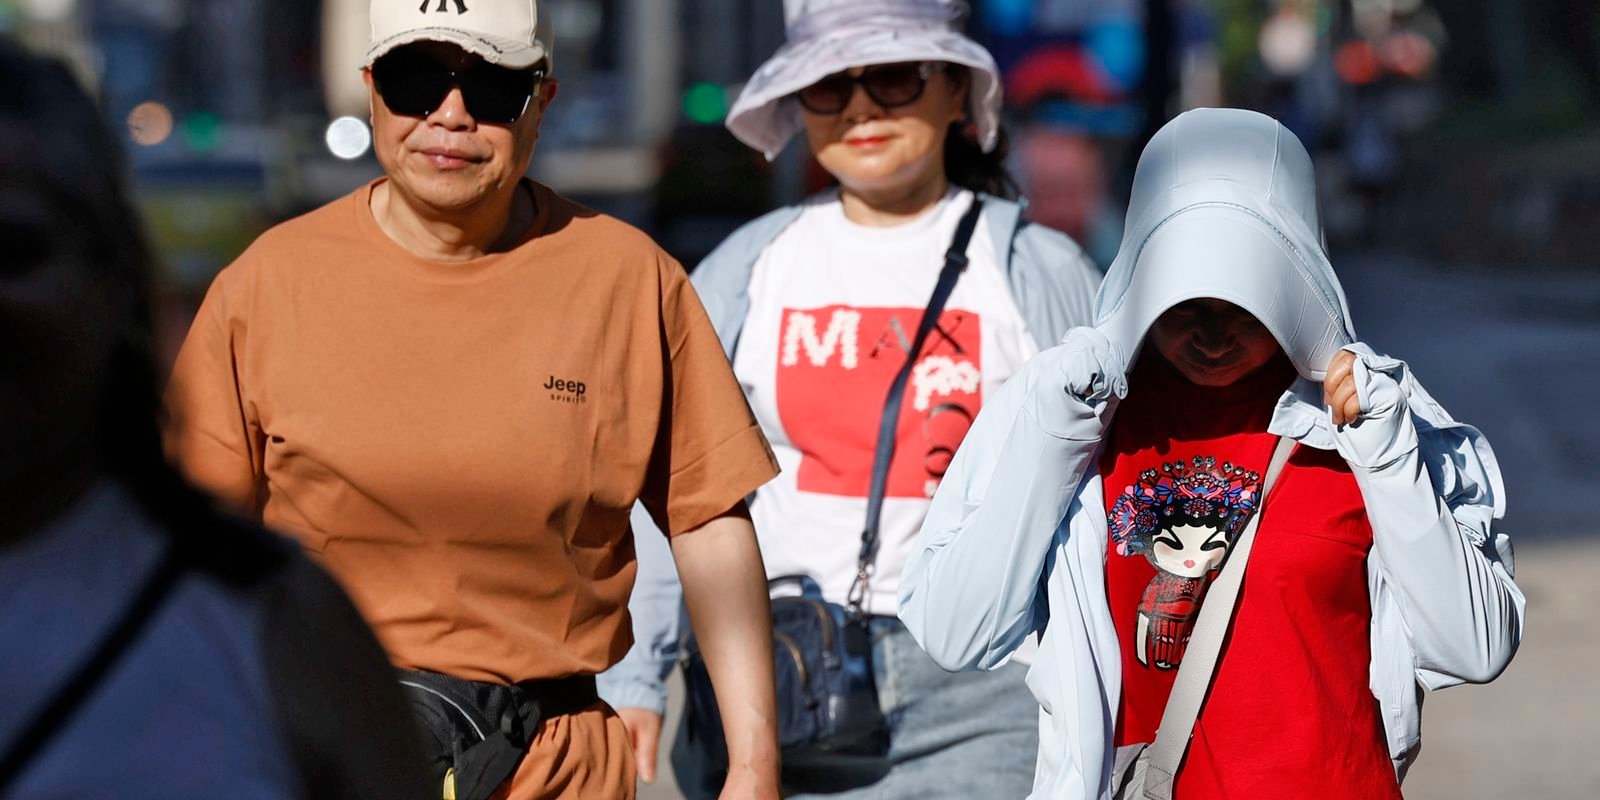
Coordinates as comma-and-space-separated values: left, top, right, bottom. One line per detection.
794, 62, 939, 115
371, 50, 545, 124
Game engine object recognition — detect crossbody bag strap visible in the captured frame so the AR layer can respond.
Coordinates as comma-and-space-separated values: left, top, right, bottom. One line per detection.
1141, 435, 1296, 800
0, 545, 182, 789
846, 196, 985, 615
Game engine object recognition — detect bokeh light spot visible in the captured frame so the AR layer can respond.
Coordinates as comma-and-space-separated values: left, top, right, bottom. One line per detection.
19, 0, 74, 23
127, 101, 174, 147
1335, 40, 1382, 85
1260, 11, 1317, 77
325, 116, 372, 160
181, 112, 223, 152
682, 82, 728, 125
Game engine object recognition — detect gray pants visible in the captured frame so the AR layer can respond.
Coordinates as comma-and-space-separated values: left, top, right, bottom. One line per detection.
673, 617, 1039, 799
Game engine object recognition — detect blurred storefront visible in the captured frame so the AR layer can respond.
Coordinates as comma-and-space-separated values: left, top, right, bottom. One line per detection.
5, 0, 1597, 285
3, 0, 748, 290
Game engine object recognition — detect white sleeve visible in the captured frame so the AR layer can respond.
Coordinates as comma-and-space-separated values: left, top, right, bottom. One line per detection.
1335, 346, 1525, 688
899, 334, 1119, 671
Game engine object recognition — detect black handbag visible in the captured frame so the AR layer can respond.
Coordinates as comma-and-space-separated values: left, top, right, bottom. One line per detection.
680, 197, 986, 770
682, 574, 886, 770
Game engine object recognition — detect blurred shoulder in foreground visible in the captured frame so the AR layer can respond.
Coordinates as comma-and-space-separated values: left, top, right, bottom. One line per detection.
0, 36, 431, 800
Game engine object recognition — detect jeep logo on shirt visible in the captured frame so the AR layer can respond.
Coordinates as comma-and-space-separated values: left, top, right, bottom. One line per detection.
545, 375, 587, 404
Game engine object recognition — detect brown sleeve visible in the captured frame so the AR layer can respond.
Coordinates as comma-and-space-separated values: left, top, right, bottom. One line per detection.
639, 256, 779, 537
163, 266, 265, 515
260, 555, 434, 800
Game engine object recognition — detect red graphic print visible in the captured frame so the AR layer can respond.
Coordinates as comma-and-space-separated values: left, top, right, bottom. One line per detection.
1109, 455, 1264, 669
776, 305, 983, 498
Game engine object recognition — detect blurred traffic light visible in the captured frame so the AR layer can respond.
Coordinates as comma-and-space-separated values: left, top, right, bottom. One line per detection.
180, 111, 222, 152
682, 81, 729, 126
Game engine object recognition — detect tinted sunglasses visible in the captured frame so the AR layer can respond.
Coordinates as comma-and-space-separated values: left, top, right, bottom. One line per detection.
794, 62, 939, 115
371, 50, 545, 124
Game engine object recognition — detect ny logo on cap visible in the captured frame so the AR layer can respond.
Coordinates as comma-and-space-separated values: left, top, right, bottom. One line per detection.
419, 0, 468, 13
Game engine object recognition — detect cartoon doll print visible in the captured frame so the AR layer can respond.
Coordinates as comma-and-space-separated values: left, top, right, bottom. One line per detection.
1108, 455, 1264, 669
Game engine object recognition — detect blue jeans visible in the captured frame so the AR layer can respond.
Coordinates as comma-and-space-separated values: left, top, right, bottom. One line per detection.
674, 617, 1038, 799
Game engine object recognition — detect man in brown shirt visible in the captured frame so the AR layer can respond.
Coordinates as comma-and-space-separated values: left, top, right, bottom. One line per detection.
164, 2, 781, 798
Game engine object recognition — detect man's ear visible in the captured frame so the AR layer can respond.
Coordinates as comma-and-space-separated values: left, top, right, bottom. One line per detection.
362, 68, 376, 120
535, 77, 559, 115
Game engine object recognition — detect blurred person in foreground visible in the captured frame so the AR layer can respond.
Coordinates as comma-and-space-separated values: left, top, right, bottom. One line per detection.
0, 39, 430, 798
900, 108, 1524, 798
599, 1, 1101, 796
162, 1, 783, 798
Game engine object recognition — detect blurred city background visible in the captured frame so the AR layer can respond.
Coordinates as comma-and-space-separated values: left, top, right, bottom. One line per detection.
5, 0, 1598, 796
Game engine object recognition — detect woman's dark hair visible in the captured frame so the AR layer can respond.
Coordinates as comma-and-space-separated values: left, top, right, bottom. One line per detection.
943, 65, 1020, 200
0, 39, 287, 580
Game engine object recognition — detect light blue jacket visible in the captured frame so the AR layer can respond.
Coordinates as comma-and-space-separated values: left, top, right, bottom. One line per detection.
898, 110, 1525, 798
596, 192, 1103, 712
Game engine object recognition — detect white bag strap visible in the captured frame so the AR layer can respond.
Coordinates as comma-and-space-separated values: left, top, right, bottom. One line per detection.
1142, 436, 1295, 800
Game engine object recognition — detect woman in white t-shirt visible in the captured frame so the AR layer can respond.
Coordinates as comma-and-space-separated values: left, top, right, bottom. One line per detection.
600, 2, 1101, 796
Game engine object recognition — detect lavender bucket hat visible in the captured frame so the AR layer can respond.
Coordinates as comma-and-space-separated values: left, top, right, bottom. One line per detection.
726, 0, 1004, 160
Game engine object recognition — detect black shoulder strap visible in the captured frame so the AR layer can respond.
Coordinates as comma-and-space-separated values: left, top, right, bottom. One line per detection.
0, 547, 182, 788
849, 196, 985, 613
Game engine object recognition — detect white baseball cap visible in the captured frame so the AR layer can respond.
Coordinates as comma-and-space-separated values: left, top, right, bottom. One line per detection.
365, 0, 555, 70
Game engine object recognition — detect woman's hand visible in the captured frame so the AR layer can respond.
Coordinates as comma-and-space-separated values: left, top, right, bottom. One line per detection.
1058, 327, 1128, 406
614, 707, 663, 784
1325, 346, 1418, 471
1323, 350, 1362, 426
1024, 327, 1128, 440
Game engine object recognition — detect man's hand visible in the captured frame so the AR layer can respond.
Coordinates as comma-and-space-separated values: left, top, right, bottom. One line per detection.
615, 707, 663, 784
718, 763, 782, 800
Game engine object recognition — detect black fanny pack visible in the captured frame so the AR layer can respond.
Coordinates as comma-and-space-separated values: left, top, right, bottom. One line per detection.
396, 669, 598, 800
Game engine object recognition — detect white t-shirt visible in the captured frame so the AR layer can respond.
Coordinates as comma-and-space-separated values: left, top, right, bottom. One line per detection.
734, 189, 1039, 615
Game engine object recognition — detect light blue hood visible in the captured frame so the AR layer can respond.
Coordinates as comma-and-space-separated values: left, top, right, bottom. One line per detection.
1095, 108, 1355, 382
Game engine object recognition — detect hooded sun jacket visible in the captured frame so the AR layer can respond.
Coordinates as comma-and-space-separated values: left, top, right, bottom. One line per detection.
898, 109, 1525, 799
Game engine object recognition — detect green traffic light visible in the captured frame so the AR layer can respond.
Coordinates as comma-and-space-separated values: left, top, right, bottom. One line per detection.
682, 82, 728, 125
181, 111, 222, 152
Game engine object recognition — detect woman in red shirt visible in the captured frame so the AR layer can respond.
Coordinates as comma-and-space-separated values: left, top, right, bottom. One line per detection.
900, 107, 1524, 798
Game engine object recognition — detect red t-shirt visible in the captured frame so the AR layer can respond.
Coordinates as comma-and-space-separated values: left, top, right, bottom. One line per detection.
1101, 352, 1400, 799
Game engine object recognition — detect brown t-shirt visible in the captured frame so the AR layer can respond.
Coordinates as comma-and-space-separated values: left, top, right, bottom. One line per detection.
166, 179, 778, 685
